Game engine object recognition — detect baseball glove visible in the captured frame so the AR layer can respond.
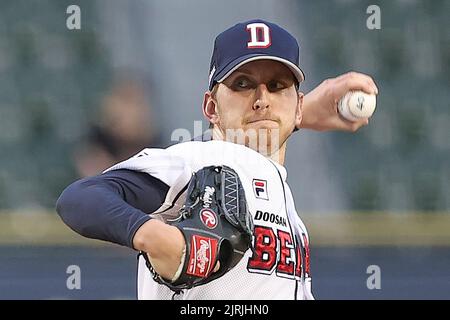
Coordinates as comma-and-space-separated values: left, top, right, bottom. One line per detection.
143, 165, 254, 291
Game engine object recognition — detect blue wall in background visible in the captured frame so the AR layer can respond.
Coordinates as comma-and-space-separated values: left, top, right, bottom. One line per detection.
1, 246, 448, 299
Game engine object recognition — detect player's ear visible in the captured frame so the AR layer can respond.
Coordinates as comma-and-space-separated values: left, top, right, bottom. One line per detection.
294, 91, 304, 129
202, 90, 220, 124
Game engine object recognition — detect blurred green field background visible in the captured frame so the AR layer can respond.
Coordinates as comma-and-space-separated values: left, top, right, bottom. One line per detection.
2, 210, 450, 247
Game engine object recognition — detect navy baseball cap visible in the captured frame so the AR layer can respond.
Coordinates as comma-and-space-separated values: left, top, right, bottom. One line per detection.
208, 19, 305, 91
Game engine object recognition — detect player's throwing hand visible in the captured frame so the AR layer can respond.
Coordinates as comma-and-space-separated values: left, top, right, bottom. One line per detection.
300, 71, 378, 132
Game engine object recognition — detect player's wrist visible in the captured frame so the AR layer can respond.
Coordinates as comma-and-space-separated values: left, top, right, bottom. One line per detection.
133, 219, 167, 254
133, 219, 185, 261
140, 222, 186, 281
298, 93, 319, 130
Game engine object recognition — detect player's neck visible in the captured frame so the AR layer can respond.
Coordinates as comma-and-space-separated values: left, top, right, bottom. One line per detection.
270, 144, 286, 165
211, 127, 286, 165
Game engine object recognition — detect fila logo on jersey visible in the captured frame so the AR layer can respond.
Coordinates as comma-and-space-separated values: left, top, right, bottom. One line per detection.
186, 235, 218, 278
253, 179, 268, 200
247, 23, 271, 48
200, 209, 218, 229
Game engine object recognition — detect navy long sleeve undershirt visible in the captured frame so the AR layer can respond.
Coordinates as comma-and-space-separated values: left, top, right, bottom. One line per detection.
56, 169, 169, 249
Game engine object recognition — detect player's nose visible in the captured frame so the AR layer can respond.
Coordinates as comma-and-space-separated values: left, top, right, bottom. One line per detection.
252, 84, 270, 111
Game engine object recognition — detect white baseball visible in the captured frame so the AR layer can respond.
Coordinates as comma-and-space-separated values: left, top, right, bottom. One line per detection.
338, 90, 377, 122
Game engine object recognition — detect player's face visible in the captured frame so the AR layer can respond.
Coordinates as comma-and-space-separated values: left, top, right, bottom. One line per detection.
211, 60, 303, 156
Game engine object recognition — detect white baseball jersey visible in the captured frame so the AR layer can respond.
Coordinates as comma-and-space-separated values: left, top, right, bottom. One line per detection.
107, 140, 313, 300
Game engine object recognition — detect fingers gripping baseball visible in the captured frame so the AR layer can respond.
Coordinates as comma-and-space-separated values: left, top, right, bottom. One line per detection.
334, 71, 378, 98
300, 71, 378, 132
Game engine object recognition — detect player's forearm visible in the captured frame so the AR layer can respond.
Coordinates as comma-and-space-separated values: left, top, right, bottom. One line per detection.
133, 219, 185, 280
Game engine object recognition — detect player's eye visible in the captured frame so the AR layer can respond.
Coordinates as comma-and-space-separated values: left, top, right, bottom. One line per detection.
231, 77, 254, 90
267, 80, 286, 92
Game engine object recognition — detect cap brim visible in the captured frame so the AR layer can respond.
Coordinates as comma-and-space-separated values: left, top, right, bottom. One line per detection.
216, 54, 305, 85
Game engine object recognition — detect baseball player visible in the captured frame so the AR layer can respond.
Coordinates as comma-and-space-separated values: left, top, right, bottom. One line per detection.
57, 19, 378, 300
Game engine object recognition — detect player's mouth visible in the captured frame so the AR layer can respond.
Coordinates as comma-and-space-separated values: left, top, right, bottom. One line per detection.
246, 118, 279, 125
245, 119, 280, 130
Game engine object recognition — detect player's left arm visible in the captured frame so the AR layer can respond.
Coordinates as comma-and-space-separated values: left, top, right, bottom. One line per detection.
298, 71, 378, 132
